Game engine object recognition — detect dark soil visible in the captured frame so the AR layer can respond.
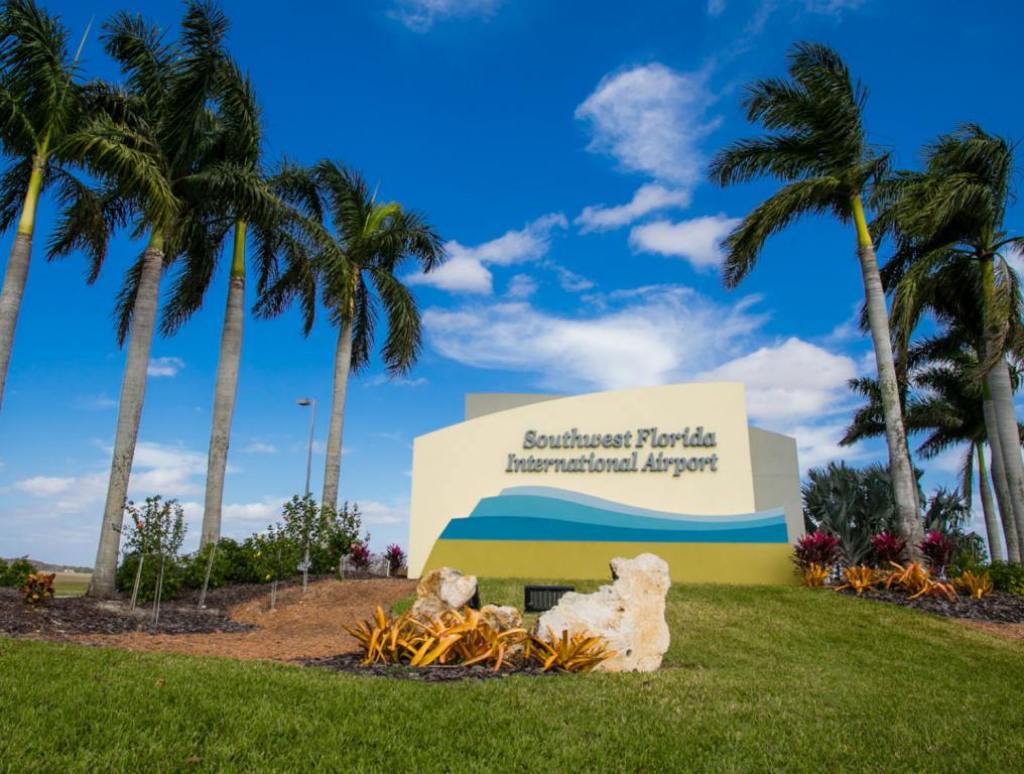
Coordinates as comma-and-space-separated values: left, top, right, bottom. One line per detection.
299, 652, 556, 682
841, 587, 1024, 624
0, 588, 255, 639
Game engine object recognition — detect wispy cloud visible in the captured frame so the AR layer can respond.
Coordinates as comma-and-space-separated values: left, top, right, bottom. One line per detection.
408, 213, 567, 294
575, 63, 719, 191
629, 214, 740, 271
241, 441, 278, 455
389, 0, 503, 32
148, 356, 185, 378
575, 184, 691, 233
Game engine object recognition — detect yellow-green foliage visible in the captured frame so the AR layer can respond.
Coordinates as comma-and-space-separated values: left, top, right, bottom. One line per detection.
835, 565, 877, 595
524, 629, 616, 673
20, 573, 55, 606
955, 570, 993, 600
345, 606, 614, 673
802, 563, 830, 588
883, 562, 957, 601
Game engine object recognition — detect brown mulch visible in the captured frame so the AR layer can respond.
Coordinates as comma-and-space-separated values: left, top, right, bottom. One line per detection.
301, 652, 555, 682
71, 578, 416, 661
0, 588, 253, 639
0, 578, 416, 662
840, 587, 1024, 624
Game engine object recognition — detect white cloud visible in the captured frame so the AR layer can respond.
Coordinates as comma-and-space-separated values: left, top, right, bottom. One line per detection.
576, 63, 719, 191
575, 184, 691, 233
707, 0, 727, 15
424, 285, 767, 391
148, 356, 185, 378
696, 337, 858, 423
409, 213, 567, 295
506, 274, 538, 299
15, 476, 75, 497
549, 264, 594, 293
390, 0, 503, 32
241, 442, 278, 455
359, 500, 410, 527
366, 374, 428, 388
787, 421, 870, 471
1003, 244, 1024, 276
629, 214, 740, 271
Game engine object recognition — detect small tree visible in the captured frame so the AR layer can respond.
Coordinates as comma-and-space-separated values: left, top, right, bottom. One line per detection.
121, 497, 186, 622
321, 501, 362, 577
251, 523, 301, 610
282, 495, 318, 592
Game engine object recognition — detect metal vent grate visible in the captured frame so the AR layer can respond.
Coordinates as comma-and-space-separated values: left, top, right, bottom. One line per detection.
524, 585, 575, 613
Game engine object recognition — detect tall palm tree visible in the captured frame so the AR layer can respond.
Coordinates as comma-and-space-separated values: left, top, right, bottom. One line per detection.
159, 57, 283, 548
843, 351, 1020, 561
707, 41, 924, 555
55, 2, 239, 597
0, 0, 88, 413
256, 161, 444, 511
877, 125, 1024, 561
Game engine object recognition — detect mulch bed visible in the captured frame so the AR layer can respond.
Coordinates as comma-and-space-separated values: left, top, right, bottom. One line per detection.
0, 588, 254, 639
841, 588, 1024, 624
299, 652, 556, 682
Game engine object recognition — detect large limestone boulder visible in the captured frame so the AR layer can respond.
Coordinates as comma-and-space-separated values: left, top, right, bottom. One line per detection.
535, 553, 671, 672
411, 567, 477, 619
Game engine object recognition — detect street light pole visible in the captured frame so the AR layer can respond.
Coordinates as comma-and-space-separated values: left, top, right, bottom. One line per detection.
297, 398, 316, 592
298, 398, 316, 498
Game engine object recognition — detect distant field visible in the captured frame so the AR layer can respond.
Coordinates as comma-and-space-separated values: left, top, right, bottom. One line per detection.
52, 573, 90, 598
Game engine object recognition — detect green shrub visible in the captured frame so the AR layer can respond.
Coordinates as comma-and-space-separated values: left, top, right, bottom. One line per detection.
2, 557, 37, 588
987, 562, 1024, 595
250, 524, 302, 584
116, 552, 184, 604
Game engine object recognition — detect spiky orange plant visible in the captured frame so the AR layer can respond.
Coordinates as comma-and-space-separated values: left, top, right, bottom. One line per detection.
835, 565, 877, 595
802, 563, 830, 588
883, 562, 957, 601
524, 628, 616, 673
955, 570, 993, 600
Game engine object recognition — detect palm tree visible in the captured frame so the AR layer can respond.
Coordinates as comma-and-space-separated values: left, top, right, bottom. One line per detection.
707, 41, 923, 555
876, 125, 1024, 561
256, 161, 444, 511
158, 56, 284, 548
0, 0, 88, 413
843, 350, 1019, 561
55, 2, 237, 597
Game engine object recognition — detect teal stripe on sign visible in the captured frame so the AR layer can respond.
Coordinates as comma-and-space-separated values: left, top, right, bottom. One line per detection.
440, 516, 789, 544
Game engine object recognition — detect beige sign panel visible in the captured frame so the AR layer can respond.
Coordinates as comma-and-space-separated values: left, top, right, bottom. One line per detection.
408, 383, 803, 583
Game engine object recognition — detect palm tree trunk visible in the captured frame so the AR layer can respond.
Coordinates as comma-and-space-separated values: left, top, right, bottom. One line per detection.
975, 441, 1004, 562
88, 232, 165, 598
986, 357, 1024, 562
980, 252, 1024, 562
321, 317, 353, 512
982, 394, 1021, 561
0, 152, 46, 414
200, 220, 247, 548
851, 195, 924, 558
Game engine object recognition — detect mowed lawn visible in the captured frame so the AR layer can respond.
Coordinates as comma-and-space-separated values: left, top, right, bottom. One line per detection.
1, 581, 1022, 772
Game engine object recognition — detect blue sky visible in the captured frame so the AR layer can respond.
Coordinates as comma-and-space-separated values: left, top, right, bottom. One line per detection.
2, 0, 1022, 565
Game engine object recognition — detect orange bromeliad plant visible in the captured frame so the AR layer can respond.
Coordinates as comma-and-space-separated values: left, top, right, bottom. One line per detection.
835, 565, 878, 595
802, 563, 830, 588
883, 562, 957, 601
955, 570, 993, 600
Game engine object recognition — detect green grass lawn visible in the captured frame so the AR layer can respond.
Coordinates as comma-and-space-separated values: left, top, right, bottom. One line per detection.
1, 581, 1022, 772
52, 572, 91, 598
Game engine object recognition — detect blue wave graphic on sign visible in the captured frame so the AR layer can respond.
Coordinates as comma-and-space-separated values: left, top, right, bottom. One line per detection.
438, 487, 788, 544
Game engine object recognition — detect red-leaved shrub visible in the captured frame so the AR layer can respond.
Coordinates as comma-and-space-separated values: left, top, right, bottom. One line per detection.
349, 541, 371, 570
919, 530, 957, 572
870, 531, 907, 566
384, 543, 406, 574
793, 531, 841, 569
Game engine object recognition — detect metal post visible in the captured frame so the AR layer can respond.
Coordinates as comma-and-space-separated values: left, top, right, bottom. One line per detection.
297, 398, 316, 593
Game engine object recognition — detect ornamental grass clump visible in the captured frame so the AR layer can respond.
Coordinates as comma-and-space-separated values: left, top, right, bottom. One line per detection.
344, 606, 615, 673
835, 565, 877, 595
955, 570, 993, 600
883, 562, 957, 601
802, 563, 830, 588
20, 573, 55, 606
